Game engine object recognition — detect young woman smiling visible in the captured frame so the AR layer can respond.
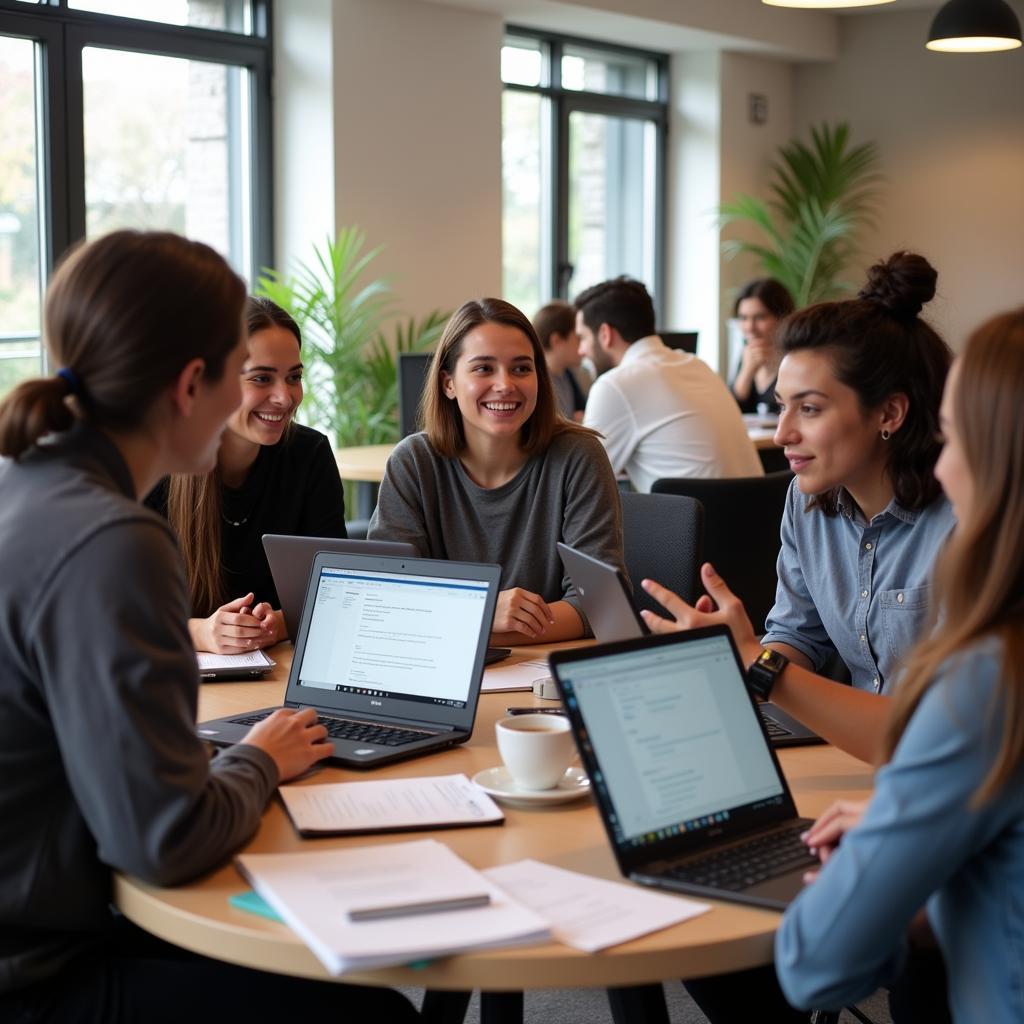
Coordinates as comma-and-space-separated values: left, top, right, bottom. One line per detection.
775, 307, 1024, 1023
368, 297, 624, 645
730, 277, 795, 414
148, 297, 346, 654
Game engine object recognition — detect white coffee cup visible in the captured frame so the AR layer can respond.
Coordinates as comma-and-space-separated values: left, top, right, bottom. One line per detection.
495, 714, 575, 791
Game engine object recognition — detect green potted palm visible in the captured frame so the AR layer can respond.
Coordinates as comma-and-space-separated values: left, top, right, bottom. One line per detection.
720, 122, 884, 306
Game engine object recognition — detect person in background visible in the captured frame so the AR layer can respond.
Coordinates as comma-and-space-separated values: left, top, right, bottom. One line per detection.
640, 251, 954, 1023
576, 276, 763, 492
776, 306, 1024, 1023
532, 300, 587, 421
369, 297, 624, 645
0, 230, 416, 1022
147, 296, 346, 653
730, 277, 795, 414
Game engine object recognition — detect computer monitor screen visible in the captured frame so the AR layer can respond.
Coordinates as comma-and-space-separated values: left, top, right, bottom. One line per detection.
659, 331, 698, 354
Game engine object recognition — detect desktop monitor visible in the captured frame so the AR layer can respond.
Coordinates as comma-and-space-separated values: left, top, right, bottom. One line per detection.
397, 352, 433, 438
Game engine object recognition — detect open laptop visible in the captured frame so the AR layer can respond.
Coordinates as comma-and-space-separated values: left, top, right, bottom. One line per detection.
263, 534, 511, 666
198, 551, 501, 768
263, 534, 418, 636
557, 542, 821, 747
549, 628, 818, 910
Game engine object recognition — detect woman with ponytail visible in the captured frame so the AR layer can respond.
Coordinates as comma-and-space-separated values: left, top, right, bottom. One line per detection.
147, 297, 346, 653
775, 307, 1024, 1022
0, 231, 415, 1022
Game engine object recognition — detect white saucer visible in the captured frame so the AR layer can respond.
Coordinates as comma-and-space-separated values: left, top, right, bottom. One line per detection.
472, 766, 591, 807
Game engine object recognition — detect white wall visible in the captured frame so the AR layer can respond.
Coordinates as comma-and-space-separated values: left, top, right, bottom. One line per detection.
275, 0, 504, 319
332, 0, 504, 317
795, 9, 1024, 350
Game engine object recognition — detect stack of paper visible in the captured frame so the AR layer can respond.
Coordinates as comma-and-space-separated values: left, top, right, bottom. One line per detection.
481, 657, 550, 693
278, 774, 504, 836
236, 839, 551, 974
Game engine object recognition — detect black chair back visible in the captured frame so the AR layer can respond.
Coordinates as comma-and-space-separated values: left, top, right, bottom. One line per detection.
650, 471, 793, 633
397, 352, 432, 438
619, 492, 704, 614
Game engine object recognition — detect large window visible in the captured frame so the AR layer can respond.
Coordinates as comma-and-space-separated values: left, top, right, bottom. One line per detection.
501, 30, 667, 318
0, 0, 272, 396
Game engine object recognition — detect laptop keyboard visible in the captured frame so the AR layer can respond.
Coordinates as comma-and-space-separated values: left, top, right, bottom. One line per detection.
760, 710, 792, 739
229, 712, 431, 747
664, 823, 817, 892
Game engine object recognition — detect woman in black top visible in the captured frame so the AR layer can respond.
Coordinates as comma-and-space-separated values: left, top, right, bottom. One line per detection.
148, 298, 346, 653
730, 278, 795, 414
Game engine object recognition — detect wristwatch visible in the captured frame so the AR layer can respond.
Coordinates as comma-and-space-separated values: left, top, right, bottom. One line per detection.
746, 648, 789, 700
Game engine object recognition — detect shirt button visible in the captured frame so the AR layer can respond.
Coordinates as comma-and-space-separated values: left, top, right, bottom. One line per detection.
861, 589, 869, 598
860, 634, 866, 642
897, 593, 904, 604
864, 542, 873, 550
873, 677, 880, 692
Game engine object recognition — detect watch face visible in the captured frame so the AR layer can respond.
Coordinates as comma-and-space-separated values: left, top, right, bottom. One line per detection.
757, 649, 786, 672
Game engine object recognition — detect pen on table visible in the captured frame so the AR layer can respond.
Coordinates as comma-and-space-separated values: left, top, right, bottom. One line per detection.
505, 706, 566, 716
347, 893, 491, 922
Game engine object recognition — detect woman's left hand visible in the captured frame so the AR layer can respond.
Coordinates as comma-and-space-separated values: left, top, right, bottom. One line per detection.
800, 798, 869, 882
640, 563, 760, 664
250, 603, 287, 647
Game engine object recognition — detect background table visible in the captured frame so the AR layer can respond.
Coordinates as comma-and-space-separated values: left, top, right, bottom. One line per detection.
114, 643, 873, 991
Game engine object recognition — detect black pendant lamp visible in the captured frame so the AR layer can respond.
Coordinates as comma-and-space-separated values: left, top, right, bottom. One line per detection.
927, 0, 1023, 52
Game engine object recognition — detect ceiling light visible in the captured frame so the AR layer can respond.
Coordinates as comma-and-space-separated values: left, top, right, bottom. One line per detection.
927, 0, 1023, 52
762, 0, 895, 8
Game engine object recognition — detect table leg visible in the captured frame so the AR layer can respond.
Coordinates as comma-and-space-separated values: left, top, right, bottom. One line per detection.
606, 983, 670, 1024
480, 990, 524, 1024
421, 989, 472, 1024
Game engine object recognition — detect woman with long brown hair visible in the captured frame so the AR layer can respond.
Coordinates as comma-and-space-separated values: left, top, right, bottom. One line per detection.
148, 297, 346, 653
0, 231, 415, 1021
774, 307, 1024, 1021
368, 297, 624, 644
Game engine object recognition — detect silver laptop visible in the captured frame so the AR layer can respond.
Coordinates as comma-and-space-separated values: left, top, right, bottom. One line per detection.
199, 551, 501, 768
262, 534, 418, 636
550, 628, 817, 910
556, 542, 821, 747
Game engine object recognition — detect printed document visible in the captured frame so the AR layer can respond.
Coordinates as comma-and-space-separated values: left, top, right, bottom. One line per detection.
485, 859, 709, 952
482, 658, 550, 693
279, 774, 503, 835
236, 839, 550, 974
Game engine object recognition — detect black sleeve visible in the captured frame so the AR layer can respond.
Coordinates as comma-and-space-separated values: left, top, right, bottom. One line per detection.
29, 518, 277, 887
296, 432, 347, 539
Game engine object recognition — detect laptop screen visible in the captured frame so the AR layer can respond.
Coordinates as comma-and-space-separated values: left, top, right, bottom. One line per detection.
295, 566, 491, 710
558, 633, 786, 850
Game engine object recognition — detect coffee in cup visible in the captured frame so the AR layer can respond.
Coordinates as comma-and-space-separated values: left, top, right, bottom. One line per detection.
495, 713, 575, 790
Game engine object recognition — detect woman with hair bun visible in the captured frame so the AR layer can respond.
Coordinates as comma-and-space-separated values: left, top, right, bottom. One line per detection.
0, 231, 416, 1022
642, 251, 956, 1022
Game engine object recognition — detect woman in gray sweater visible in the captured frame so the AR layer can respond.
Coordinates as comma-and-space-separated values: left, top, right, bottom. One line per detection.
369, 297, 624, 645
0, 231, 416, 1022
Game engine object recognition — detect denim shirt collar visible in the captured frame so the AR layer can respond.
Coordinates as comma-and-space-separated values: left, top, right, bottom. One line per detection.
835, 487, 920, 527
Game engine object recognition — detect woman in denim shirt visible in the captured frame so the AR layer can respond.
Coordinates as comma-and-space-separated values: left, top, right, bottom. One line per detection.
645, 252, 954, 767
777, 308, 1024, 1022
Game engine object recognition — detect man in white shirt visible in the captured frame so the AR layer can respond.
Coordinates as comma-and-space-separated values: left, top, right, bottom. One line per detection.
575, 277, 763, 492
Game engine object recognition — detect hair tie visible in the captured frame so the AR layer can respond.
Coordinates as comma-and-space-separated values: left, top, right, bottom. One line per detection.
56, 367, 81, 396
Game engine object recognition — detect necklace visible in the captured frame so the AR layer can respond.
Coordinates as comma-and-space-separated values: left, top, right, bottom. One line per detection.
221, 508, 251, 528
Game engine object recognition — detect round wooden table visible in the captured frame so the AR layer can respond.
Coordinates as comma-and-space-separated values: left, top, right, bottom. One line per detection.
114, 643, 874, 991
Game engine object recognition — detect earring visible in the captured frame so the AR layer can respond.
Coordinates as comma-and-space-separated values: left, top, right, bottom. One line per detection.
881, 429, 891, 440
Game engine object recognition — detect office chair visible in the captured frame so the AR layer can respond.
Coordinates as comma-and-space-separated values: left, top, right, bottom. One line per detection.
397, 351, 433, 438
619, 492, 704, 612
651, 471, 792, 633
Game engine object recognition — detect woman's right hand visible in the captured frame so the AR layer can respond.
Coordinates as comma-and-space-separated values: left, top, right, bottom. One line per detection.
241, 708, 332, 782
191, 593, 270, 653
493, 587, 555, 639
740, 338, 770, 376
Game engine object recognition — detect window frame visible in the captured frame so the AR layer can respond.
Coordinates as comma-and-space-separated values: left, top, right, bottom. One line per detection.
503, 26, 668, 318
0, 0, 273, 370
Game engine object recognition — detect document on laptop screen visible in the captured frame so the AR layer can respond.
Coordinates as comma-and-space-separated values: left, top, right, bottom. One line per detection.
296, 568, 489, 705
567, 637, 785, 840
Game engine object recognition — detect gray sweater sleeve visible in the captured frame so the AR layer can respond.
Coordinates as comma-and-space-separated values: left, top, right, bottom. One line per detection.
29, 518, 277, 887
